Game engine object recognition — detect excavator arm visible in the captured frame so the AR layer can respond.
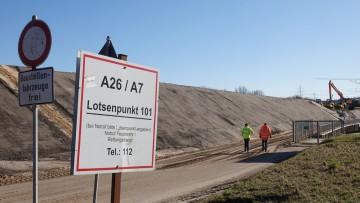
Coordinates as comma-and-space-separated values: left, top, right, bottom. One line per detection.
329, 80, 345, 102
328, 80, 347, 109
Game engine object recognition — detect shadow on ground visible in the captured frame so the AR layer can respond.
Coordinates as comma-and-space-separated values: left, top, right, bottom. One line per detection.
237, 151, 301, 164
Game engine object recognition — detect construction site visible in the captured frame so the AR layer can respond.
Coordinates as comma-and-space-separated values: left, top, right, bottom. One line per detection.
1, 64, 360, 202
316, 80, 360, 111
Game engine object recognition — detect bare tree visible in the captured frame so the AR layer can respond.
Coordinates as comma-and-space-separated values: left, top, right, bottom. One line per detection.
251, 90, 264, 96
235, 86, 248, 94
235, 86, 265, 96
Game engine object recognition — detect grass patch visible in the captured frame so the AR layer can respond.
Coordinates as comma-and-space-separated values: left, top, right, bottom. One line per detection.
198, 133, 360, 203
328, 161, 340, 170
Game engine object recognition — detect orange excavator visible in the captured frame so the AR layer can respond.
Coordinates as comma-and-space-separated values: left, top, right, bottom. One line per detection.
328, 80, 347, 109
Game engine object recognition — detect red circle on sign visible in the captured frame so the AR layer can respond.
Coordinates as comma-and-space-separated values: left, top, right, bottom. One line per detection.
18, 19, 52, 67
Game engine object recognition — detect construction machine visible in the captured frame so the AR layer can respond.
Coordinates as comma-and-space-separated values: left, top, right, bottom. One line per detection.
328, 80, 347, 109
314, 99, 322, 104
347, 98, 360, 110
322, 99, 334, 109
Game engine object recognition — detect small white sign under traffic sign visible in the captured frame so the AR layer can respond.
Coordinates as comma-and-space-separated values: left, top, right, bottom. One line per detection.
18, 67, 54, 106
71, 51, 159, 175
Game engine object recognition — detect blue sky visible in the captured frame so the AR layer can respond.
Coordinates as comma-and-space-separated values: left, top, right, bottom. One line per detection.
2, 1, 360, 100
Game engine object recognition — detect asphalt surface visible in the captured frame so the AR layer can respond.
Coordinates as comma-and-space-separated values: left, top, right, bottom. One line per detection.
0, 140, 315, 203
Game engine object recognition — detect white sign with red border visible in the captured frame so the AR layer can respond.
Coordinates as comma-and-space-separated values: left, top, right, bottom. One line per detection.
18, 18, 52, 67
71, 51, 159, 175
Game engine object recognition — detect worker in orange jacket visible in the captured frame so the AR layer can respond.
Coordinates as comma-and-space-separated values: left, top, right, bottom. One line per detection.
259, 123, 272, 152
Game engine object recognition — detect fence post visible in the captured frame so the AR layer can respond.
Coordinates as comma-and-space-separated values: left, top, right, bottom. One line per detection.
317, 121, 319, 144
292, 121, 295, 143
332, 121, 335, 137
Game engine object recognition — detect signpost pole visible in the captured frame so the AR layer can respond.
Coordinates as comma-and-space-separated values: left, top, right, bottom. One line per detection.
96, 36, 127, 203
33, 104, 38, 203
111, 173, 121, 203
18, 15, 52, 203
93, 174, 99, 203
111, 53, 127, 203
32, 66, 38, 203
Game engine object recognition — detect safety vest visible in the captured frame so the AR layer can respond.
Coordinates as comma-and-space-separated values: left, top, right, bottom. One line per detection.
259, 125, 272, 140
241, 126, 254, 139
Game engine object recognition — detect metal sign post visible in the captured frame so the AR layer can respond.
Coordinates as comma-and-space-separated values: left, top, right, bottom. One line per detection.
18, 65, 54, 202
32, 67, 38, 203
93, 173, 99, 203
110, 53, 128, 203
18, 15, 52, 203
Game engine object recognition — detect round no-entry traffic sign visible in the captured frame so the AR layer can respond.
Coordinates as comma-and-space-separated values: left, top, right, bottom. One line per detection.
18, 15, 52, 67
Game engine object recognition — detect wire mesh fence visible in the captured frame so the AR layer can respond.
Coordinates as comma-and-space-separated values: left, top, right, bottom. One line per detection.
292, 119, 360, 143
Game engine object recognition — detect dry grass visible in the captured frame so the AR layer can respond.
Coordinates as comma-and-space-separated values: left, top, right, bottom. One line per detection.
200, 133, 360, 203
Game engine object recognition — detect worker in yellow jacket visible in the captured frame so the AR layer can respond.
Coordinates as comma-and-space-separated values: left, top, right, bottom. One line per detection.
259, 123, 272, 152
241, 123, 254, 153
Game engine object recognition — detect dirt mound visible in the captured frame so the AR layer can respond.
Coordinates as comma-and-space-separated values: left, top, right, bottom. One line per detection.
157, 83, 338, 150
0, 66, 71, 162
0, 65, 340, 162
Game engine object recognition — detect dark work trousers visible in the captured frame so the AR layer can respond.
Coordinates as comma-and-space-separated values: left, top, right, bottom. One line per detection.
262, 140, 268, 151
244, 138, 250, 152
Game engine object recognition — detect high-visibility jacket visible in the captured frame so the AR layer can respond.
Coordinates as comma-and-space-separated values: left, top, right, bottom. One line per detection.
241, 126, 254, 139
259, 125, 272, 140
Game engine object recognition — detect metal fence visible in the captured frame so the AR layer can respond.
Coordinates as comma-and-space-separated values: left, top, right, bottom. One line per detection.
292, 119, 360, 143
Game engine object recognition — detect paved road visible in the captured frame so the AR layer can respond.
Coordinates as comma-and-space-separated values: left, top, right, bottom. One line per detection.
0, 142, 312, 203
